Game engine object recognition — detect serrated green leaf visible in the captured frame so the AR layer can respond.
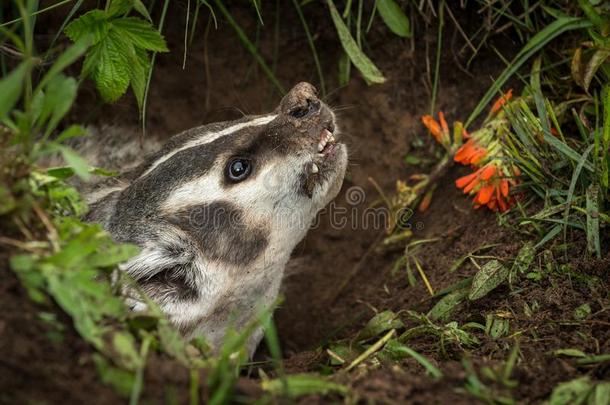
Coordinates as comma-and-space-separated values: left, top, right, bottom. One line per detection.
328, 0, 385, 84
112, 17, 168, 52
107, 0, 133, 17
376, 0, 411, 38
64, 10, 110, 44
0, 62, 29, 120
126, 48, 150, 111
83, 30, 131, 102
469, 260, 508, 300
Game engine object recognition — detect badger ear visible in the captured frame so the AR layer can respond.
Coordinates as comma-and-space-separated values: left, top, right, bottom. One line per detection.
84, 189, 121, 227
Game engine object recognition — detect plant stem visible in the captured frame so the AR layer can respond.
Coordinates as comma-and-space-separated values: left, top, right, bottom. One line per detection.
430, 0, 444, 115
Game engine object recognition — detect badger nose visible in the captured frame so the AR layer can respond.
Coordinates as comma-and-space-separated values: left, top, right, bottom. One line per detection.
280, 82, 321, 119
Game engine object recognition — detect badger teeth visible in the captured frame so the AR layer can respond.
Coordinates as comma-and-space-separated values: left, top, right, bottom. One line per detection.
318, 129, 334, 152
311, 163, 319, 174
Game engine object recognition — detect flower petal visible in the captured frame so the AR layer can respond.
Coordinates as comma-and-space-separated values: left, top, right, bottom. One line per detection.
476, 185, 494, 204
500, 179, 509, 197
455, 172, 478, 189
422, 115, 442, 142
480, 164, 496, 181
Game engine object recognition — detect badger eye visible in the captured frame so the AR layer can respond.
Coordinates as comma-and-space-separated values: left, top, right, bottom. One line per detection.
226, 158, 252, 182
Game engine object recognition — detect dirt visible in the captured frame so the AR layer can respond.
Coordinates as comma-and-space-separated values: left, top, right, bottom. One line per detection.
1, 2, 609, 404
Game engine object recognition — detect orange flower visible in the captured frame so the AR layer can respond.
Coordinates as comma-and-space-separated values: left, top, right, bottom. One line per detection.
455, 163, 517, 212
422, 112, 450, 145
422, 115, 442, 143
454, 139, 488, 165
490, 89, 513, 115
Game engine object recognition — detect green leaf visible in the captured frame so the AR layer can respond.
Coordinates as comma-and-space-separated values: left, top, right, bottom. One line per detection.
107, 0, 133, 17
376, 0, 410, 38
133, 0, 152, 21
590, 383, 610, 405
58, 145, 91, 180
428, 287, 469, 321
40, 75, 78, 136
583, 49, 610, 91
112, 17, 169, 52
0, 62, 29, 120
552, 348, 586, 358
112, 331, 142, 370
327, 0, 386, 84
469, 260, 508, 301
357, 310, 404, 341
511, 242, 536, 274
126, 48, 150, 110
56, 124, 87, 143
64, 10, 110, 44
544, 376, 592, 405
89, 243, 139, 268
574, 303, 592, 320
262, 374, 348, 398
380, 340, 442, 378
83, 30, 131, 102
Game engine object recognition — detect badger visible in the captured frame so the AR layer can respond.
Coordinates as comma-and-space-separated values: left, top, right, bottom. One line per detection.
82, 83, 348, 355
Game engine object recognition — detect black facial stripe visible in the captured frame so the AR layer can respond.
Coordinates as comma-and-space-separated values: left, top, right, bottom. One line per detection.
165, 201, 269, 266
128, 116, 267, 180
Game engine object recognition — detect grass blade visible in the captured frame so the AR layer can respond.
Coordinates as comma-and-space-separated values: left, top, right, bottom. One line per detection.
292, 0, 326, 97
327, 0, 385, 84
466, 17, 592, 127
376, 0, 410, 38
383, 340, 443, 379
586, 185, 601, 258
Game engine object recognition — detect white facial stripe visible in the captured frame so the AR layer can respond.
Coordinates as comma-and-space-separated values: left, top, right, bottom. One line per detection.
159, 154, 312, 215
140, 114, 278, 178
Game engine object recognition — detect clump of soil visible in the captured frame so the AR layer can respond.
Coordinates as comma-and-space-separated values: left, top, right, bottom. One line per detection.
1, 3, 608, 404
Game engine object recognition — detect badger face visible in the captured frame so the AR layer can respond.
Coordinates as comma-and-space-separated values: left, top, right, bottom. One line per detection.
87, 83, 347, 349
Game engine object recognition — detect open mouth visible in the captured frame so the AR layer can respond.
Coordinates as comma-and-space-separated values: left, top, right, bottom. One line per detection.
310, 126, 338, 174
303, 126, 340, 196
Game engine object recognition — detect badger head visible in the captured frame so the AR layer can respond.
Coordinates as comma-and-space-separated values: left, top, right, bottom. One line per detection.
87, 82, 348, 347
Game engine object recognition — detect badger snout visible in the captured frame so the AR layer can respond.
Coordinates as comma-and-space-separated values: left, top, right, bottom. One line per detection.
275, 83, 347, 200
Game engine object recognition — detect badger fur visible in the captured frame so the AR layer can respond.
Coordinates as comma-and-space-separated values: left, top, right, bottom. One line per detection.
81, 83, 348, 355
